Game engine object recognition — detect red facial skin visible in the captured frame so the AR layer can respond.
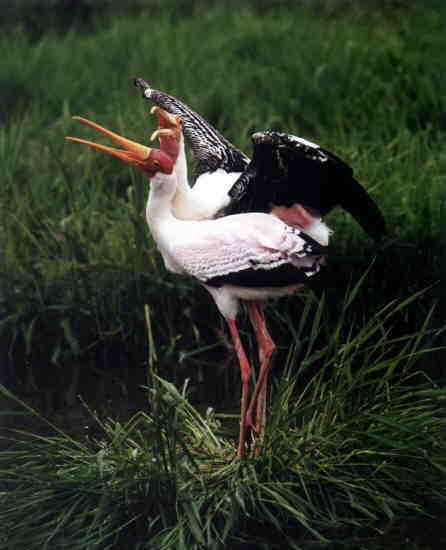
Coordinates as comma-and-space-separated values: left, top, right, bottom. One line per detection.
137, 149, 174, 177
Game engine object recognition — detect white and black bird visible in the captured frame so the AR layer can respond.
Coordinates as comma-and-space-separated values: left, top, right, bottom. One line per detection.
134, 77, 386, 241
66, 110, 331, 458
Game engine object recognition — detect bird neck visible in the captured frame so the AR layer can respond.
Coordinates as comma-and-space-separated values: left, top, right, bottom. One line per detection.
172, 169, 240, 220
145, 173, 178, 237
174, 136, 188, 190
165, 137, 199, 219
171, 171, 195, 217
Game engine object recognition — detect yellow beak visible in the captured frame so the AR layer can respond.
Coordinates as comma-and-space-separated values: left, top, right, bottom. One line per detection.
66, 116, 153, 166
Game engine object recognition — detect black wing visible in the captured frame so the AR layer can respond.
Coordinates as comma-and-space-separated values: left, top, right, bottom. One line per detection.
226, 131, 386, 241
134, 78, 249, 179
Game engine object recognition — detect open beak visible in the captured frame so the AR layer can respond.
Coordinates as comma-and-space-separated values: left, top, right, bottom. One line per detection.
150, 107, 182, 160
66, 116, 154, 170
66, 109, 181, 175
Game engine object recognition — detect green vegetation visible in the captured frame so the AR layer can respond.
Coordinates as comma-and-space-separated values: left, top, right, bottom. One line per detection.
0, 1, 445, 548
2, 289, 445, 549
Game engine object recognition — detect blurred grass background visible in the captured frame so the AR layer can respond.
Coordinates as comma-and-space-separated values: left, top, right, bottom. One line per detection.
0, 1, 446, 548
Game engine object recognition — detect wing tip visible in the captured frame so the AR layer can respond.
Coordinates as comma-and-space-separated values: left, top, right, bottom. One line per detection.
339, 178, 387, 241
134, 77, 153, 98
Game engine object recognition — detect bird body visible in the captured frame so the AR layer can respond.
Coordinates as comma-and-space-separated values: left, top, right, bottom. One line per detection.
144, 168, 329, 456
67, 83, 385, 457
146, 172, 329, 319
67, 112, 330, 457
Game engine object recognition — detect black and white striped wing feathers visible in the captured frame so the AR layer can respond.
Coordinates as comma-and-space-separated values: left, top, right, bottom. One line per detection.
135, 78, 249, 179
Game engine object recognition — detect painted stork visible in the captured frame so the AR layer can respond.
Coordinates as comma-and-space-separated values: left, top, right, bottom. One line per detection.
66, 110, 331, 458
133, 78, 386, 241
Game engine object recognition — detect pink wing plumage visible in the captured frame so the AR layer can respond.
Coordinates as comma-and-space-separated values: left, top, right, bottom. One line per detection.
169, 213, 328, 284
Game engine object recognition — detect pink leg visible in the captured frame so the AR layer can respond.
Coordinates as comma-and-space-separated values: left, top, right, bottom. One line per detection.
256, 373, 268, 442
226, 318, 252, 459
245, 302, 276, 438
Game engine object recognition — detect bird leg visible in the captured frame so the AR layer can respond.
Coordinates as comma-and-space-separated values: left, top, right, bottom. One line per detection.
245, 302, 276, 441
226, 318, 252, 459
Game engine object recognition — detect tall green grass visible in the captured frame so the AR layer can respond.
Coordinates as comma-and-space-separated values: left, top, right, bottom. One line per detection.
1, 288, 445, 549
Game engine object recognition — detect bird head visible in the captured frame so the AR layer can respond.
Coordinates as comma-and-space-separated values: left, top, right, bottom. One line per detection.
65, 108, 182, 178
